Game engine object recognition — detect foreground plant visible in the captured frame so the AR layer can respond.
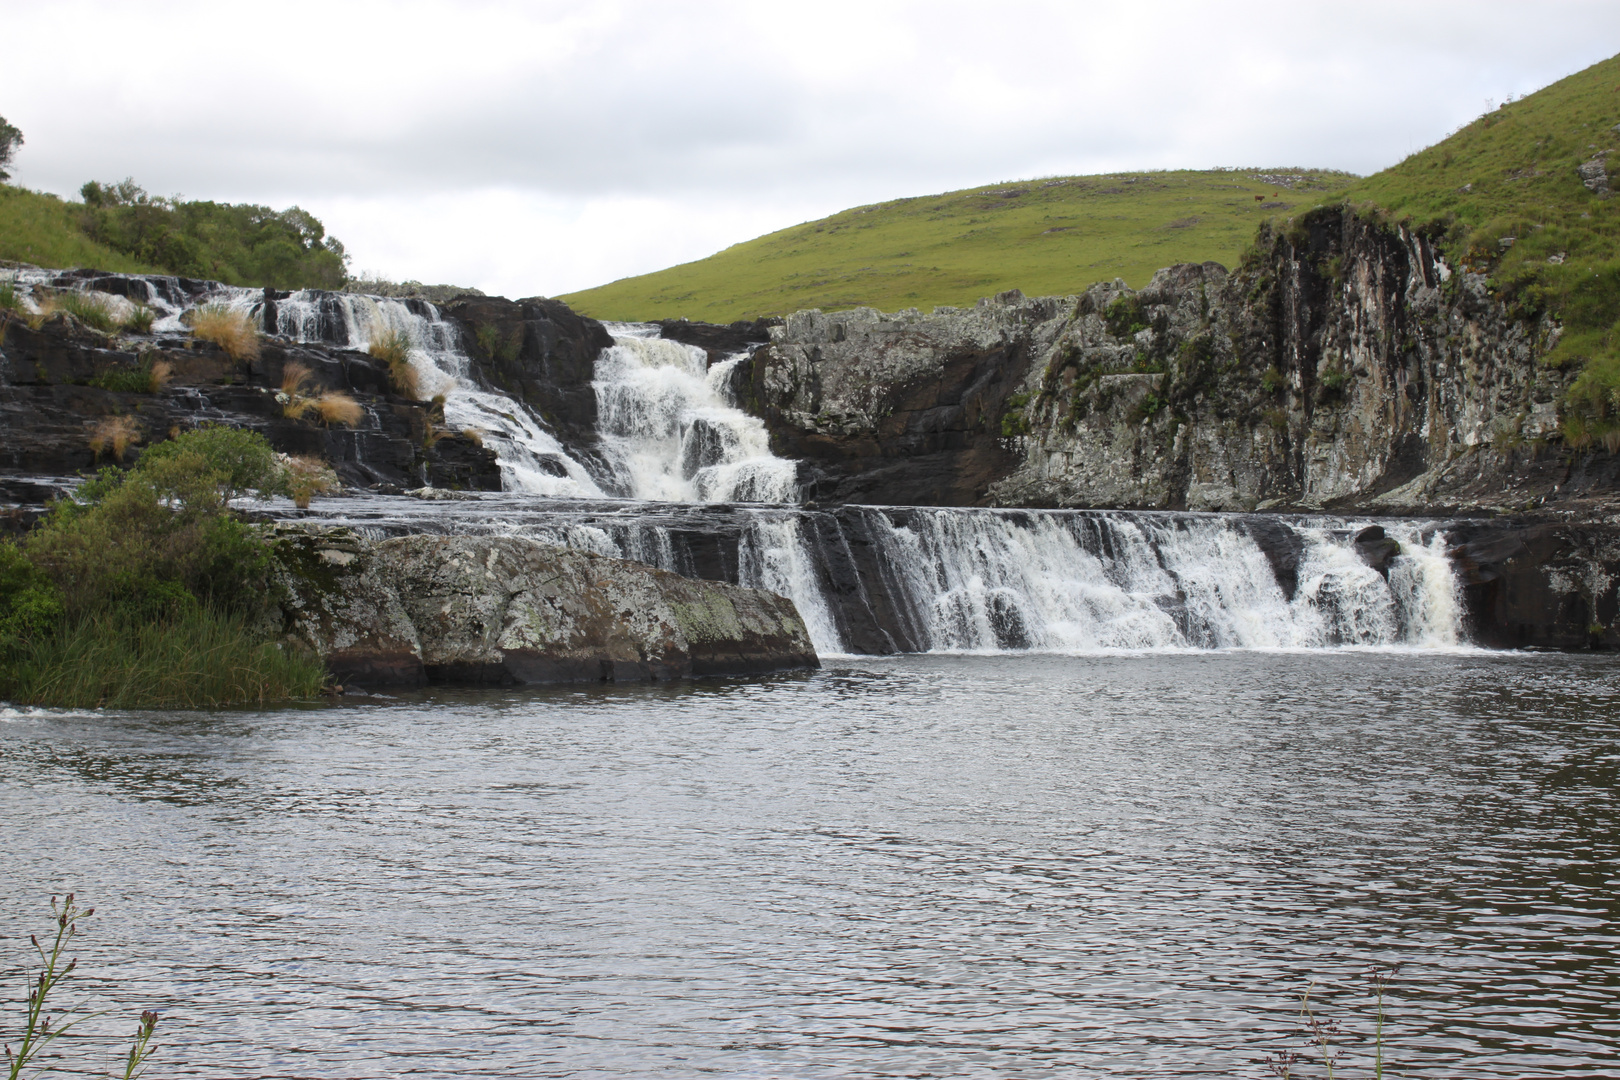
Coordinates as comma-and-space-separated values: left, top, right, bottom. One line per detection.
4, 894, 161, 1080
1252, 963, 1403, 1079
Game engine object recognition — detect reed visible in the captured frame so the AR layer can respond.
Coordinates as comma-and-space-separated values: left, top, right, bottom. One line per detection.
0, 606, 325, 709
184, 302, 260, 361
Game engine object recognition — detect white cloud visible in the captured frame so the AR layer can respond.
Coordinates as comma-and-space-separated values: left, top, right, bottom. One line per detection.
2, 0, 1617, 297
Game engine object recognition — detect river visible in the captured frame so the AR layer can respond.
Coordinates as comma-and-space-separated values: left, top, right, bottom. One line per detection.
3, 650, 1617, 1078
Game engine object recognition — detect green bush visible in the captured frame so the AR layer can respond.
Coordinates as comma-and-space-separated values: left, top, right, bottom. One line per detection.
77, 178, 348, 290
0, 426, 327, 708
1104, 295, 1150, 337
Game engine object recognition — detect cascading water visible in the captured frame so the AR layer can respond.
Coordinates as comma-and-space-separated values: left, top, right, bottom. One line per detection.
18, 269, 1474, 660
280, 494, 1469, 658
593, 324, 798, 503
240, 289, 605, 497
10, 270, 605, 496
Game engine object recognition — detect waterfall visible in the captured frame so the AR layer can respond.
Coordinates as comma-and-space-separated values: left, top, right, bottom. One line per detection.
25, 269, 1474, 660
592, 324, 799, 503
241, 290, 605, 497
17, 271, 604, 496
282, 494, 1469, 658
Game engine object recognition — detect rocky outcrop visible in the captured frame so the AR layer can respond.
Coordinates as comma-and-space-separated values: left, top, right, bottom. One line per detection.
655, 317, 778, 364
739, 294, 1061, 505
0, 305, 499, 490
442, 295, 614, 461
270, 526, 819, 687
735, 206, 1613, 517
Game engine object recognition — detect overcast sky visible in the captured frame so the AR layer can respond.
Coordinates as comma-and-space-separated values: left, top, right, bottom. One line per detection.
3, 1, 1617, 298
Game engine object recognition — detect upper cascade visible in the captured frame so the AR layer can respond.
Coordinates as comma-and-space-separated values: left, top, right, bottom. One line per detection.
593, 324, 798, 503
228, 288, 605, 498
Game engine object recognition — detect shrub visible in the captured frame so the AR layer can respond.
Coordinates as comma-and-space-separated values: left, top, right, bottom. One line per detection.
184, 302, 260, 360
0, 540, 64, 643
0, 274, 19, 314
137, 423, 283, 502
1104, 295, 1150, 337
280, 454, 342, 508
368, 327, 419, 399
88, 415, 142, 461
0, 426, 330, 707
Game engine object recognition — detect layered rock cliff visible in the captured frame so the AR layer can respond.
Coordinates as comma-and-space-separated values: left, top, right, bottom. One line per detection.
738, 206, 1614, 516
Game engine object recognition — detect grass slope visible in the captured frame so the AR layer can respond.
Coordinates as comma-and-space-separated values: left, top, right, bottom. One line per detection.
0, 184, 155, 273
561, 169, 1354, 321
1338, 53, 1620, 443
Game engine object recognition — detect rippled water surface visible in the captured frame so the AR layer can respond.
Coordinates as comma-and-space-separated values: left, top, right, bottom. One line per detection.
3, 652, 1618, 1078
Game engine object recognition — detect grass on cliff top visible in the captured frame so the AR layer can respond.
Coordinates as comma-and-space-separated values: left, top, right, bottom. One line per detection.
0, 184, 155, 273
560, 168, 1355, 322
1, 177, 350, 289
1337, 51, 1620, 441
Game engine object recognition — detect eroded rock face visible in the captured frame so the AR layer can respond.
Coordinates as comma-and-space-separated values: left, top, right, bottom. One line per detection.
441, 295, 614, 459
0, 307, 500, 490
270, 526, 818, 687
740, 292, 1065, 505
736, 206, 1609, 516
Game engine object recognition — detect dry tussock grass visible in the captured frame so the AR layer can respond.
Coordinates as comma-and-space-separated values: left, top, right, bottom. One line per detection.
88, 415, 142, 462
314, 393, 363, 427
368, 328, 420, 399
186, 303, 260, 361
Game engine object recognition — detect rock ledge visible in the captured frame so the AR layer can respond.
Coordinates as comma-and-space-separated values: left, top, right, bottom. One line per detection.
270, 526, 819, 687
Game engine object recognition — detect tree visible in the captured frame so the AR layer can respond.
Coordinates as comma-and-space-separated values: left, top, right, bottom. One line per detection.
0, 113, 21, 181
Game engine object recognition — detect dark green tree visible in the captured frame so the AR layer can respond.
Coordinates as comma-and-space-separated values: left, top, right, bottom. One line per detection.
0, 113, 22, 181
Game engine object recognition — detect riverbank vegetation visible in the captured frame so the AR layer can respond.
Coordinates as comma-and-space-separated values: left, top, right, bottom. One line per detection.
0, 426, 327, 709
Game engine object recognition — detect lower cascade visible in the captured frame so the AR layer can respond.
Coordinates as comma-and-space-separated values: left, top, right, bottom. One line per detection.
285, 496, 1468, 657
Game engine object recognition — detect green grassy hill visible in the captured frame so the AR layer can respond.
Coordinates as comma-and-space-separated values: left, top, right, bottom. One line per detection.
0, 185, 155, 273
561, 169, 1355, 321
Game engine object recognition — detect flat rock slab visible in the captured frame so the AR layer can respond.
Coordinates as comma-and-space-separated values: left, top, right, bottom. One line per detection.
271, 526, 818, 688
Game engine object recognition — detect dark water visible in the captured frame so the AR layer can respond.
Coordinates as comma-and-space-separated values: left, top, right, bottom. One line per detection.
2, 651, 1617, 1078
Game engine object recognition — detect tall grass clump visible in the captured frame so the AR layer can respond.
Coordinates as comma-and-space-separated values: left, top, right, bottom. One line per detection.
3, 606, 323, 708
277, 362, 362, 426
88, 415, 142, 462
367, 327, 420, 399
30, 289, 119, 333
280, 454, 342, 509
0, 274, 20, 315
0, 425, 328, 709
183, 302, 260, 361
120, 303, 155, 335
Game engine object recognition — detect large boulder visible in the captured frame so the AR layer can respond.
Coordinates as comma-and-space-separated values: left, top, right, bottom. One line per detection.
270, 526, 818, 687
